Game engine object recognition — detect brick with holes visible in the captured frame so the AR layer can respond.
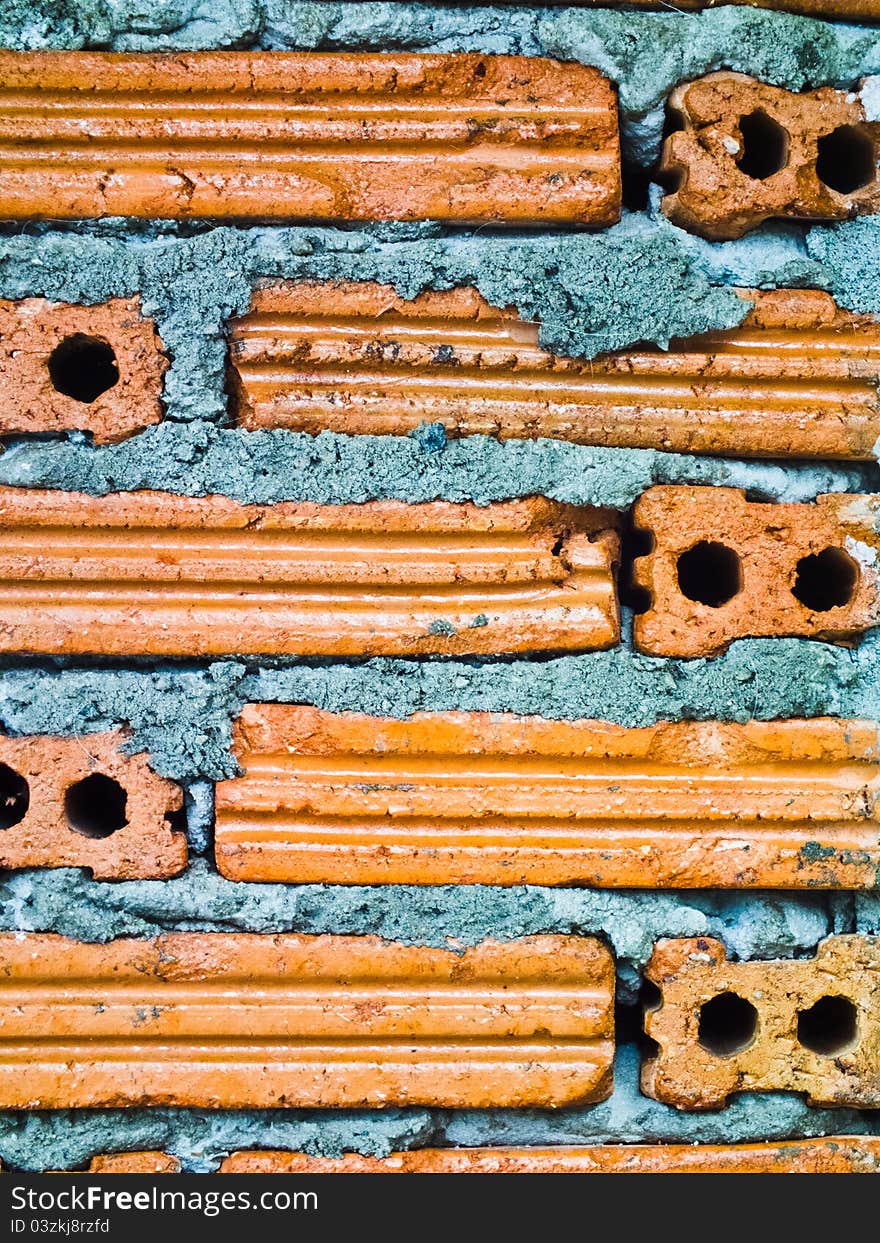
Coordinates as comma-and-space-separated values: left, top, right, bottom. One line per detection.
229, 283, 880, 461
660, 72, 880, 240
0, 52, 621, 227
0, 731, 186, 879
632, 487, 880, 657
643, 936, 880, 1109
0, 297, 166, 442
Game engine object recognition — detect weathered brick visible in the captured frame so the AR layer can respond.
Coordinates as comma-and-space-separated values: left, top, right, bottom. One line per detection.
0, 730, 185, 880
62, 1154, 180, 1174
661, 72, 880, 239
230, 283, 880, 461
0, 933, 614, 1109
0, 490, 618, 658
0, 297, 165, 442
215, 705, 880, 888
220, 1139, 880, 1173
633, 486, 880, 657
0, 52, 620, 227
643, 936, 880, 1109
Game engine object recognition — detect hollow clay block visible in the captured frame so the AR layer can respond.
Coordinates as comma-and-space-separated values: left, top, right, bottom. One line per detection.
643, 936, 880, 1109
0, 730, 185, 880
633, 486, 880, 657
0, 932, 614, 1109
0, 489, 619, 659
215, 705, 880, 889
230, 284, 880, 461
0, 52, 621, 227
661, 72, 880, 240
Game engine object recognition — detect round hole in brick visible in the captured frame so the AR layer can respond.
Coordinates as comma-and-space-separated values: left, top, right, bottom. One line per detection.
792, 546, 858, 612
64, 773, 128, 838
816, 125, 876, 195
0, 763, 29, 829
48, 334, 120, 403
676, 541, 742, 607
698, 991, 758, 1056
797, 995, 858, 1055
736, 110, 789, 180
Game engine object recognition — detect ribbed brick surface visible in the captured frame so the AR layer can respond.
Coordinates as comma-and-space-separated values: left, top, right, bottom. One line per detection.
215, 706, 880, 888
633, 486, 880, 657
0, 297, 166, 442
661, 72, 880, 239
0, 52, 621, 226
0, 730, 185, 879
0, 489, 618, 658
230, 284, 880, 461
220, 1139, 880, 1173
0, 933, 614, 1109
644, 936, 880, 1109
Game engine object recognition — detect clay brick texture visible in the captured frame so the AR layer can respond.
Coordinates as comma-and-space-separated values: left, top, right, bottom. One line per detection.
0, 730, 185, 879
220, 1139, 880, 1174
65, 1154, 181, 1174
643, 936, 880, 1109
661, 72, 880, 239
0, 52, 621, 227
0, 297, 166, 442
215, 705, 880, 888
229, 284, 880, 460
0, 933, 614, 1110
0, 489, 618, 659
632, 486, 880, 657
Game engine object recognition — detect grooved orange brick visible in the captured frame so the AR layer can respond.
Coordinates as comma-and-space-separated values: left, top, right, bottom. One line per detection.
0, 933, 614, 1109
230, 284, 880, 461
633, 486, 880, 657
0, 52, 621, 227
220, 1139, 880, 1174
0, 730, 185, 879
0, 297, 166, 442
0, 489, 618, 658
661, 72, 880, 239
643, 936, 880, 1110
215, 706, 880, 889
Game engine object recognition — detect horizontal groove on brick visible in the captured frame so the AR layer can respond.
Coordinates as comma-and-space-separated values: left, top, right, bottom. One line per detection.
230, 284, 880, 460
0, 52, 621, 225
661, 72, 880, 239
644, 936, 880, 1109
0, 730, 185, 879
0, 490, 618, 658
0, 297, 166, 442
633, 486, 880, 657
0, 933, 614, 1109
215, 706, 880, 888
220, 1138, 880, 1173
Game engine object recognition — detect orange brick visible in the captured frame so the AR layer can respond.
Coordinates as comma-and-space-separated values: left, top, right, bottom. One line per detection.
489, 0, 880, 16
661, 72, 880, 239
0, 489, 618, 658
220, 1139, 880, 1174
0, 933, 614, 1109
215, 706, 880, 889
230, 283, 880, 461
55, 1153, 180, 1174
0, 52, 620, 227
0, 730, 185, 880
632, 486, 880, 657
643, 936, 880, 1110
0, 297, 166, 443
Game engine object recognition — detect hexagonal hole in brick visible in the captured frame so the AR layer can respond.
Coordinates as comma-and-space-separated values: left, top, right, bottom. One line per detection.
0, 763, 29, 829
797, 995, 859, 1056
698, 991, 759, 1056
735, 110, 789, 181
64, 773, 128, 838
48, 334, 120, 403
791, 546, 858, 612
676, 541, 742, 607
816, 125, 877, 195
